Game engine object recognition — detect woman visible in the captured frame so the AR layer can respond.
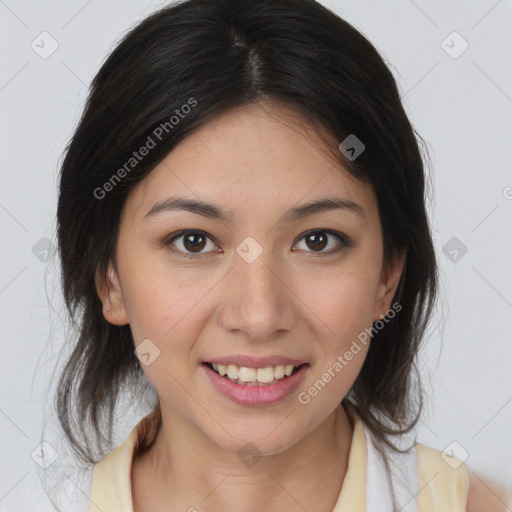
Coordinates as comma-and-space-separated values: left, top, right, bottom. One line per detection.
52, 0, 508, 510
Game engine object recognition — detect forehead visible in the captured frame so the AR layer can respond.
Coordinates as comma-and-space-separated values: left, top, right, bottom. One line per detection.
123, 101, 378, 225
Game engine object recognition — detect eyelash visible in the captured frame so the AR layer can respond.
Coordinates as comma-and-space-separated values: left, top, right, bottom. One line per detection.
162, 229, 354, 260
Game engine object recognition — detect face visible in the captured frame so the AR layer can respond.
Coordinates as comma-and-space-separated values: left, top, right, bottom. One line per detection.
98, 100, 404, 455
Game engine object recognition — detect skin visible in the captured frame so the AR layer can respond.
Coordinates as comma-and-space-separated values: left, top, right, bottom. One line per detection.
466, 473, 511, 512
97, 99, 406, 512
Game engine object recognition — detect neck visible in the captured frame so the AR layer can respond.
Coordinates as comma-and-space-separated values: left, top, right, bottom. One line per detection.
133, 402, 354, 512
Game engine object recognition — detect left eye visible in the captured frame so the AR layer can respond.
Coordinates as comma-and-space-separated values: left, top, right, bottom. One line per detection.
164, 229, 350, 259
293, 230, 348, 254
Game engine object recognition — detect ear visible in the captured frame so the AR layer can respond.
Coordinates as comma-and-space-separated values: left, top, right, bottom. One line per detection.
373, 250, 406, 323
95, 262, 130, 326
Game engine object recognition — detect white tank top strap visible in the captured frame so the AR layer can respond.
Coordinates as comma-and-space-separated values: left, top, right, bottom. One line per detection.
363, 422, 419, 512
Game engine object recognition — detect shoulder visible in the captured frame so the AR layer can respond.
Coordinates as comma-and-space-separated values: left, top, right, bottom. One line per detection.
414, 443, 469, 510
415, 443, 510, 512
466, 472, 511, 512
415, 443, 470, 486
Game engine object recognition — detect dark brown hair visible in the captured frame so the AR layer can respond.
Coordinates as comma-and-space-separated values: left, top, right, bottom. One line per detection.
55, 0, 437, 486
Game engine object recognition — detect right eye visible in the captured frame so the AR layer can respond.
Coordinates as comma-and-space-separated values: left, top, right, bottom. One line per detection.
163, 230, 220, 259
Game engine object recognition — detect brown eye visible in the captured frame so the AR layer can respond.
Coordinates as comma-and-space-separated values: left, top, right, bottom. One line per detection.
305, 232, 328, 251
182, 232, 207, 252
165, 230, 218, 259
164, 228, 353, 260
294, 230, 351, 254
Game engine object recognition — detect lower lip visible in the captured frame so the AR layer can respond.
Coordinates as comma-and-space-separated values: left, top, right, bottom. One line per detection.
202, 363, 309, 406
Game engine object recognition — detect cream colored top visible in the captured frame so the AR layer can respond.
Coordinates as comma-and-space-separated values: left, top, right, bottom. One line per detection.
81, 402, 469, 511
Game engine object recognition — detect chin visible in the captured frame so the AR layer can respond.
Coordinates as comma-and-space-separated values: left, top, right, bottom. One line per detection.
205, 421, 302, 459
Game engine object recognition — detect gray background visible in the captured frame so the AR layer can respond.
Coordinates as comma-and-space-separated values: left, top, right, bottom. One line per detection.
0, 0, 511, 510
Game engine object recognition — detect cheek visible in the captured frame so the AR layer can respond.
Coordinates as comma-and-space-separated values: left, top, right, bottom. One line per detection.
307, 263, 381, 343
120, 253, 208, 340
305, 271, 376, 400
123, 270, 206, 390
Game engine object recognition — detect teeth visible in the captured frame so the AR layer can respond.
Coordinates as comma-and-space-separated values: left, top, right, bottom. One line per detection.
239, 366, 257, 382
284, 365, 295, 376
210, 363, 298, 384
227, 364, 238, 379
256, 367, 274, 383
274, 365, 285, 379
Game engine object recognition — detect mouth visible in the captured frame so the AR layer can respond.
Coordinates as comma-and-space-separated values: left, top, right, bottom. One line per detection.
201, 361, 310, 406
202, 361, 307, 387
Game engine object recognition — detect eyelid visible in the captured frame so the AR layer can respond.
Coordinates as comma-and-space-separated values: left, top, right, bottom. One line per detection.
292, 229, 354, 252
163, 228, 353, 259
163, 229, 219, 259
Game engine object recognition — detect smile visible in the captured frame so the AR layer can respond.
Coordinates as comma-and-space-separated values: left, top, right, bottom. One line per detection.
202, 362, 309, 406
206, 362, 301, 386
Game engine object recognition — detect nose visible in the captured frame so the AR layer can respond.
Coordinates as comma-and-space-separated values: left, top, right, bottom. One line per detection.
217, 248, 297, 342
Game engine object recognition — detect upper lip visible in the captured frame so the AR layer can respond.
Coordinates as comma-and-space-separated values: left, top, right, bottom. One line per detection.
204, 355, 308, 368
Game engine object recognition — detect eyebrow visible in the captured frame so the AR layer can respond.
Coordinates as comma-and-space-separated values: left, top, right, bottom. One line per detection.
143, 195, 367, 224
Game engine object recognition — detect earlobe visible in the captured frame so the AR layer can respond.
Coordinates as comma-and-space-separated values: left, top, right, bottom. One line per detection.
95, 263, 130, 326
373, 250, 406, 322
